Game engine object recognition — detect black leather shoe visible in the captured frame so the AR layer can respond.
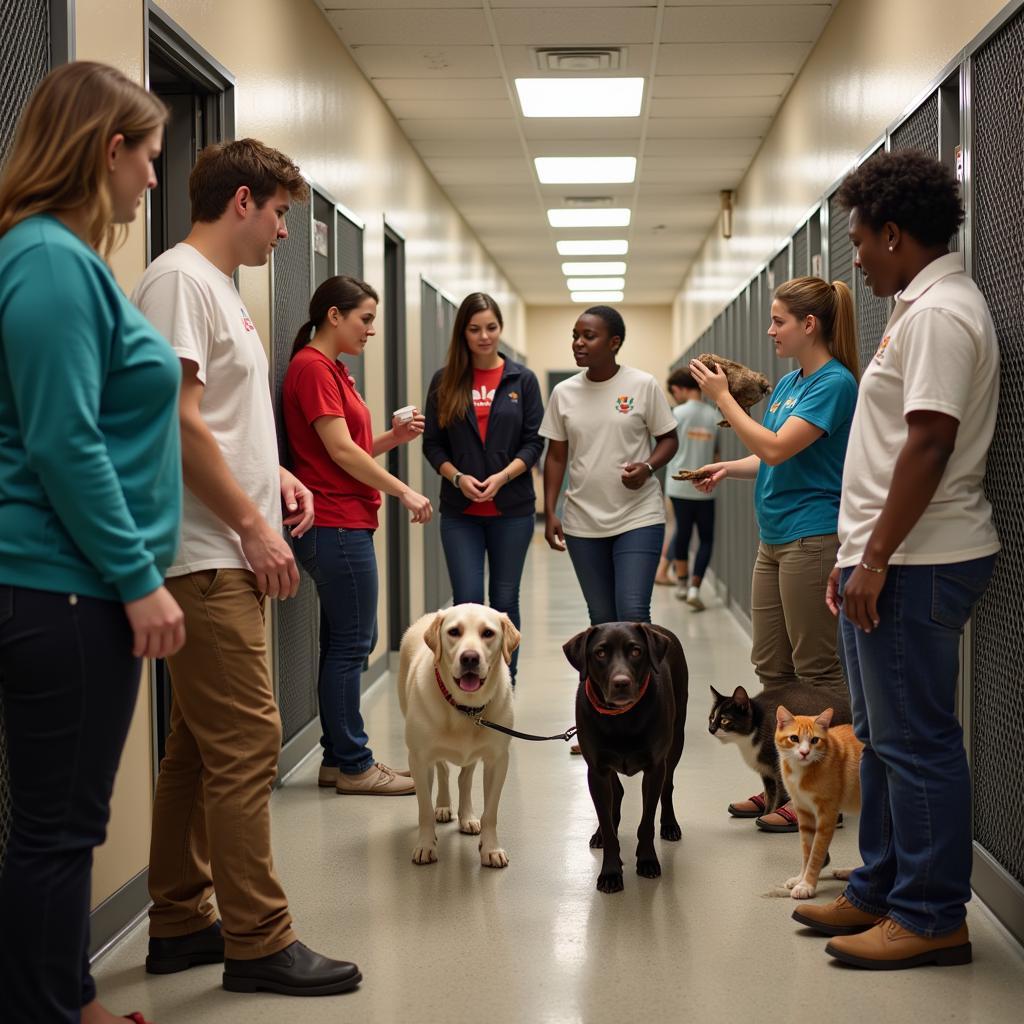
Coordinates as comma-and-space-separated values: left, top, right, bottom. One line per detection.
222, 940, 361, 996
146, 921, 225, 975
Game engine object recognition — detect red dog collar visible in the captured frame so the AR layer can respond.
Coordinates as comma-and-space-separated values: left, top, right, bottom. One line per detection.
584, 673, 651, 716
435, 667, 486, 718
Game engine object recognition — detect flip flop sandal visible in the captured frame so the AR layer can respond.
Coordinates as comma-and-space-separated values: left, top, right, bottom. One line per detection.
570, 743, 582, 755
756, 803, 799, 833
727, 793, 766, 819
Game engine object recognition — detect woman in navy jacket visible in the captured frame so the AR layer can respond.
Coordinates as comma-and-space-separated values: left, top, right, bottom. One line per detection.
423, 292, 544, 683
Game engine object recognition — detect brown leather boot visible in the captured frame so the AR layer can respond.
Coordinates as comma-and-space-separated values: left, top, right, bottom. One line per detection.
825, 918, 972, 970
792, 894, 885, 936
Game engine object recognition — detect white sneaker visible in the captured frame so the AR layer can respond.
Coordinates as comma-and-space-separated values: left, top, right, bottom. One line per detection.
674, 581, 688, 601
686, 585, 705, 611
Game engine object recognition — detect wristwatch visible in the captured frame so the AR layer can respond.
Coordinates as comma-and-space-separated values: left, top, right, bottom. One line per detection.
644, 462, 655, 476
451, 471, 463, 488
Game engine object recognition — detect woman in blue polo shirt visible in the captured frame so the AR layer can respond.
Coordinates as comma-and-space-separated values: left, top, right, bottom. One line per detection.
423, 292, 544, 685
690, 277, 858, 832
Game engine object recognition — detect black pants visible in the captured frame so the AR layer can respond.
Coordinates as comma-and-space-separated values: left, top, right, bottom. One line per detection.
670, 497, 716, 579
0, 585, 140, 1024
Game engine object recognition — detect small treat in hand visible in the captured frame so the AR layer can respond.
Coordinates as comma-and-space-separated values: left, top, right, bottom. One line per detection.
672, 468, 713, 482
695, 353, 771, 427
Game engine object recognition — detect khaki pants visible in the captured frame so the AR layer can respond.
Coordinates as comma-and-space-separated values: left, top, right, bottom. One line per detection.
750, 534, 847, 702
148, 569, 296, 959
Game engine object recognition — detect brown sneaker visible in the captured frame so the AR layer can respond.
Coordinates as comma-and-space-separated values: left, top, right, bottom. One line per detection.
377, 762, 412, 778
792, 894, 886, 936
335, 764, 415, 796
317, 765, 339, 788
825, 918, 972, 970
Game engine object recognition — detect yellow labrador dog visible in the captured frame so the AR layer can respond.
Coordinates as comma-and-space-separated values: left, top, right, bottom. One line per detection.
398, 603, 520, 869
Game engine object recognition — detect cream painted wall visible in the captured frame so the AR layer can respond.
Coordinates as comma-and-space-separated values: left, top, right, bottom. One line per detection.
71, 0, 523, 909
525, 305, 675, 397
673, 0, 1009, 354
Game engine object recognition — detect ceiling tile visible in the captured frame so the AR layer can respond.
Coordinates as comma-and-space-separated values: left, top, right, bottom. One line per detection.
400, 118, 518, 139
423, 157, 534, 185
389, 98, 516, 119
522, 118, 643, 141
326, 9, 491, 45
657, 42, 813, 75
649, 96, 781, 118
500, 44, 654, 76
645, 116, 771, 139
350, 45, 500, 77
661, 4, 832, 43
415, 137, 525, 157
644, 136, 761, 157
652, 74, 793, 98
491, 7, 657, 45
373, 78, 507, 100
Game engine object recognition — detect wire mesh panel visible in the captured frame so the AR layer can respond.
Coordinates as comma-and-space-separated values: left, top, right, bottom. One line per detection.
890, 91, 939, 156
967, 8, 1024, 889
852, 148, 892, 374
0, 0, 51, 878
335, 210, 365, 393
828, 191, 854, 291
272, 200, 320, 744
792, 221, 810, 278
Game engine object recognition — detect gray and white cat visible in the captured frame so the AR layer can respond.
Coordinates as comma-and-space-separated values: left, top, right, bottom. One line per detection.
708, 684, 852, 813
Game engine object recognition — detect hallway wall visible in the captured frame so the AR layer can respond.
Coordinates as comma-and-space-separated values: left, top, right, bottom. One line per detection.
672, 0, 1008, 351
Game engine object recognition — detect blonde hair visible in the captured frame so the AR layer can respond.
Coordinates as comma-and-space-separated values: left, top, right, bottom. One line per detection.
0, 61, 167, 257
773, 276, 859, 379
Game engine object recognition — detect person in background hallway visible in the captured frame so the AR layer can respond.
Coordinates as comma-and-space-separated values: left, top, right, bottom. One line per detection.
690, 277, 858, 833
542, 305, 678, 750
133, 140, 360, 996
664, 369, 720, 610
652, 497, 676, 587
0, 61, 183, 1024
422, 292, 544, 686
801, 151, 1000, 970
284, 275, 431, 795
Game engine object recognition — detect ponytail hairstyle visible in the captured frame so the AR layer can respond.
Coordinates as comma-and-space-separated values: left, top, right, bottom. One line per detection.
436, 292, 504, 428
291, 274, 379, 358
773, 276, 859, 379
0, 61, 168, 258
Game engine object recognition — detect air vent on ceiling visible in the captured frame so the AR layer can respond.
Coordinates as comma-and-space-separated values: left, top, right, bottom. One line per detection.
563, 196, 616, 208
532, 47, 625, 72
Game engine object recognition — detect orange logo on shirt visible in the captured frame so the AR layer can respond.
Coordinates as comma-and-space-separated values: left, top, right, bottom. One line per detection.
686, 428, 713, 441
874, 335, 891, 363
615, 396, 635, 414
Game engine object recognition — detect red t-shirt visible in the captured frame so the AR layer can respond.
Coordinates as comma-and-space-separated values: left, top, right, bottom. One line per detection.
283, 346, 381, 529
465, 363, 504, 518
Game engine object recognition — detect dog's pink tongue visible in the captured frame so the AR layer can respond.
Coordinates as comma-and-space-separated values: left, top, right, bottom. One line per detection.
456, 673, 482, 692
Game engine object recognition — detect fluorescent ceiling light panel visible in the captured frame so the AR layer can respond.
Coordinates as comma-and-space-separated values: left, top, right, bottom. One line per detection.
548, 208, 631, 228
566, 277, 625, 291
556, 239, 629, 256
561, 261, 627, 276
534, 157, 636, 184
515, 78, 644, 118
571, 291, 624, 303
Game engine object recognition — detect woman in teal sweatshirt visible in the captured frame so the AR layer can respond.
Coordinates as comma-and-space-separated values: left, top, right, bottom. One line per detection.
0, 62, 183, 1024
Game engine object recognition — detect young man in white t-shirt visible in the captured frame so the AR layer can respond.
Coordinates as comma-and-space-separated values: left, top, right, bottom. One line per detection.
133, 140, 361, 996
664, 369, 720, 609
794, 151, 1000, 972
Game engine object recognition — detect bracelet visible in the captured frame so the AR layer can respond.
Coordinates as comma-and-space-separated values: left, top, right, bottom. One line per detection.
504, 469, 511, 484
860, 561, 886, 574
451, 472, 463, 488
644, 462, 655, 476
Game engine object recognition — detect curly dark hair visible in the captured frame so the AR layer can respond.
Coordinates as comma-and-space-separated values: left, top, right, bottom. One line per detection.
836, 149, 963, 246
583, 305, 626, 347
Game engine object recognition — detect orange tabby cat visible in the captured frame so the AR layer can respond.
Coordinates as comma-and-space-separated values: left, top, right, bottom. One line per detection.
775, 706, 863, 900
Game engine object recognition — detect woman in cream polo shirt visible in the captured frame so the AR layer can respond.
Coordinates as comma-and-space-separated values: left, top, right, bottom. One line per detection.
801, 150, 1001, 971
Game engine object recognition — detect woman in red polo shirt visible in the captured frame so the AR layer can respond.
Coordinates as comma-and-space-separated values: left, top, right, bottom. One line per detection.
284, 275, 431, 796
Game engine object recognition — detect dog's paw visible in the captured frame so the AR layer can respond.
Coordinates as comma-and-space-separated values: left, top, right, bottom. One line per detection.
434, 806, 452, 824
480, 847, 509, 869
596, 870, 624, 894
790, 881, 816, 900
832, 868, 853, 880
660, 821, 682, 842
589, 828, 604, 849
411, 844, 438, 865
459, 817, 482, 835
636, 857, 661, 879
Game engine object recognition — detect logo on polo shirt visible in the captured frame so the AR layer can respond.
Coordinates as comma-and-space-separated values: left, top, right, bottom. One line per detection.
784, 397, 798, 409
874, 335, 891, 363
771, 401, 781, 413
507, 391, 519, 403
615, 395, 635, 414
687, 428, 714, 441
240, 308, 256, 332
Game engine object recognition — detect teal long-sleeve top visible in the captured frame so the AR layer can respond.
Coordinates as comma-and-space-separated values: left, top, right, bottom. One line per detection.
0, 214, 182, 603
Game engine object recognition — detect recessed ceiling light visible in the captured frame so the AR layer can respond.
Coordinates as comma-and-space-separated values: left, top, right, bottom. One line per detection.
534, 157, 636, 184
561, 261, 627, 276
571, 291, 625, 303
566, 277, 625, 291
556, 239, 629, 256
515, 78, 644, 118
548, 208, 631, 228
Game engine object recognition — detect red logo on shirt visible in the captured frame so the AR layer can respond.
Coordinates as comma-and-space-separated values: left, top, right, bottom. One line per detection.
240, 308, 256, 332
615, 396, 635, 414
874, 335, 890, 363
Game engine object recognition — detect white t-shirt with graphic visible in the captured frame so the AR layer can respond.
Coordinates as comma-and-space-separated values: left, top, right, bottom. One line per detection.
540, 364, 677, 537
665, 399, 720, 500
132, 243, 282, 576
837, 253, 1001, 567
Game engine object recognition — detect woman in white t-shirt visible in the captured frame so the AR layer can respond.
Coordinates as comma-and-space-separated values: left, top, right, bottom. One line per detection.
541, 306, 678, 627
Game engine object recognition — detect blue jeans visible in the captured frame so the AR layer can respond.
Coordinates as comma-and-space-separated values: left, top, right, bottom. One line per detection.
294, 527, 377, 775
670, 497, 715, 579
440, 512, 535, 681
838, 556, 995, 937
564, 524, 665, 625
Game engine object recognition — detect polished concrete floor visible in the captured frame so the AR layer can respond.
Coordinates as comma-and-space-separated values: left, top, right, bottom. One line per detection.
94, 527, 1024, 1023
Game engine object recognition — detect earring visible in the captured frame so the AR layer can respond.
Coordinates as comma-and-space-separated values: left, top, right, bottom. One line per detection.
888, 245, 894, 252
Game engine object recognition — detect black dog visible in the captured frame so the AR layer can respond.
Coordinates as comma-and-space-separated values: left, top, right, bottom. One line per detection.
563, 622, 688, 894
